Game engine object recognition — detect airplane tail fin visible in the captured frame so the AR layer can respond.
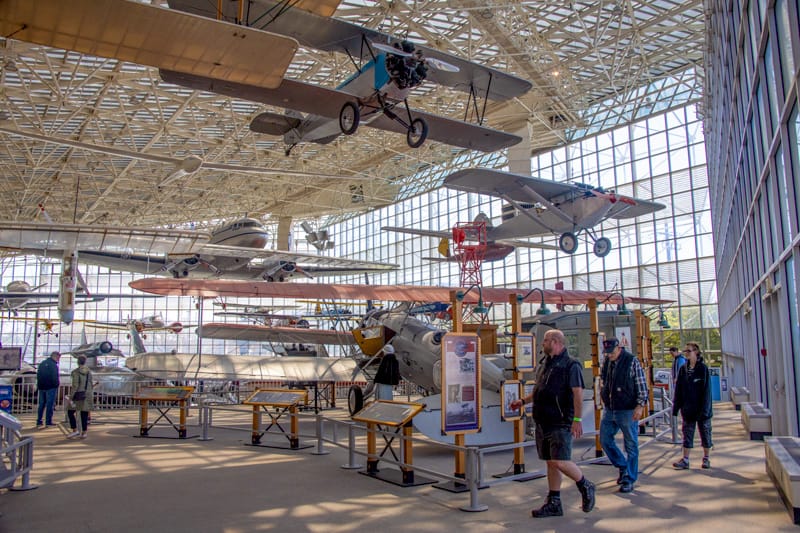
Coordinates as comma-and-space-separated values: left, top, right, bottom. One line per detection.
128, 323, 148, 355
437, 237, 451, 257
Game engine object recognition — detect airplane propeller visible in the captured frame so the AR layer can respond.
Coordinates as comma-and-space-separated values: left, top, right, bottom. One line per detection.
370, 41, 460, 72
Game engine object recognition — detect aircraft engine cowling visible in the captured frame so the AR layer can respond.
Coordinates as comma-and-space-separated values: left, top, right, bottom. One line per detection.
261, 261, 297, 282
98, 341, 113, 354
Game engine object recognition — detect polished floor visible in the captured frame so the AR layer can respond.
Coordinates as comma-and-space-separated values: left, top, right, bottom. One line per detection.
2, 403, 796, 532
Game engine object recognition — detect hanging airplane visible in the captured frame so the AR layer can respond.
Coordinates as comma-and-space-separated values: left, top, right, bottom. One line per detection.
0, 218, 398, 325
0, 280, 106, 318
88, 314, 187, 337
161, 0, 531, 153
0, 0, 531, 154
426, 168, 667, 258
383, 213, 561, 264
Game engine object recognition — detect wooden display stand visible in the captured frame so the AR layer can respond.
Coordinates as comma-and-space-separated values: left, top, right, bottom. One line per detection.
352, 400, 433, 487
243, 389, 312, 450
133, 386, 195, 439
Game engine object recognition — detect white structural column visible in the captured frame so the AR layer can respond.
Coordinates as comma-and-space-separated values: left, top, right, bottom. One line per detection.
507, 126, 532, 176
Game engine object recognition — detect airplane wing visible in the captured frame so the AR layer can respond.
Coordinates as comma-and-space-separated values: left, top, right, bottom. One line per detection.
0, 0, 298, 90
197, 243, 398, 275
130, 279, 673, 306
444, 169, 577, 203
162, 71, 522, 152
382, 226, 452, 240
0, 221, 210, 255
208, 0, 532, 101
198, 323, 356, 347
169, 0, 343, 20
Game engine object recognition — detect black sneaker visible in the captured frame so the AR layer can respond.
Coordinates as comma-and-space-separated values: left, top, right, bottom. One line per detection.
616, 467, 627, 485
619, 480, 634, 493
531, 497, 563, 518
579, 480, 596, 512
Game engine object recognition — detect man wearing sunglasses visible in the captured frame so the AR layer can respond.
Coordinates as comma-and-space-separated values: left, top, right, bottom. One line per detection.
599, 337, 648, 493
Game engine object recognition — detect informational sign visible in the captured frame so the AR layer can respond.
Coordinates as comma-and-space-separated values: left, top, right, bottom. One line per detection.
352, 400, 425, 427
0, 385, 12, 414
244, 389, 308, 407
515, 334, 534, 371
501, 380, 522, 421
0, 347, 22, 371
441, 332, 481, 434
134, 386, 194, 401
523, 382, 534, 416
614, 326, 632, 350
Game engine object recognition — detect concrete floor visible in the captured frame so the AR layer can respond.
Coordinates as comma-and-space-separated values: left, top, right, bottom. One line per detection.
2, 402, 796, 532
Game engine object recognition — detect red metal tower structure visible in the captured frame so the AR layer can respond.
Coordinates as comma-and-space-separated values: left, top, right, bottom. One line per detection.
452, 220, 488, 288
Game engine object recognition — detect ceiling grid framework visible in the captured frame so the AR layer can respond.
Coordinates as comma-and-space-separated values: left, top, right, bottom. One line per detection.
0, 0, 704, 233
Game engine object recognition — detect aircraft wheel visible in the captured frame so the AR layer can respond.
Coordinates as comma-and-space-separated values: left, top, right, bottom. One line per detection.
407, 117, 428, 148
593, 237, 612, 258
339, 102, 360, 135
348, 385, 364, 416
559, 232, 579, 254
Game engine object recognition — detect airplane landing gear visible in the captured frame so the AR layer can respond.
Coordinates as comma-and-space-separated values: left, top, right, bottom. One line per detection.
406, 117, 428, 148
559, 232, 579, 254
347, 385, 364, 416
593, 237, 612, 258
339, 101, 360, 135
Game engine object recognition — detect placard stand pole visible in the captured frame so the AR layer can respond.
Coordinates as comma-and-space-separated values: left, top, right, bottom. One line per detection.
366, 422, 379, 474
451, 290, 466, 487
510, 294, 526, 474
589, 298, 603, 457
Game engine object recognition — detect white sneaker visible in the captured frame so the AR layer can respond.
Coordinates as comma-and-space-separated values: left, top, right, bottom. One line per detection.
66, 431, 80, 439
79, 433, 88, 439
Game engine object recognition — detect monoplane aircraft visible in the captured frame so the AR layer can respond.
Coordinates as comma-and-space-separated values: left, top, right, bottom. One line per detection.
421, 169, 666, 258
0, 218, 397, 324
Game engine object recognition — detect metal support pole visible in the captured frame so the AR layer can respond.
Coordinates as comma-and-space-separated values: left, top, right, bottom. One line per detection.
340, 423, 362, 469
198, 398, 213, 441
311, 413, 329, 455
460, 447, 487, 512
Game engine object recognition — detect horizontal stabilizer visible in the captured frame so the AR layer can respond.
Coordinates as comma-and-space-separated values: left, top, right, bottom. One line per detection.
250, 111, 302, 136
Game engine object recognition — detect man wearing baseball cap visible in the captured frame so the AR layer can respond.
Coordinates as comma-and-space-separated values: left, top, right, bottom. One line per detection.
599, 337, 648, 493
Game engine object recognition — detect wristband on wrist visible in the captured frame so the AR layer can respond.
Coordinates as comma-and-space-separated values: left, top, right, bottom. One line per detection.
573, 417, 582, 422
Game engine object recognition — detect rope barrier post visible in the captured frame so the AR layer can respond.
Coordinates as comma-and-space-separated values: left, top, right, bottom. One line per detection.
459, 447, 488, 512
340, 422, 362, 470
311, 413, 329, 455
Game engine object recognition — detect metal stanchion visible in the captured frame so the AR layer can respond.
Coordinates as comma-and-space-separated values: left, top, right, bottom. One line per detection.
311, 414, 329, 455
197, 398, 213, 441
340, 422, 362, 470
460, 447, 488, 512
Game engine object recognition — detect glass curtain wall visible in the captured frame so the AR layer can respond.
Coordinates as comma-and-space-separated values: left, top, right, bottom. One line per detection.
704, 0, 800, 434
328, 103, 716, 367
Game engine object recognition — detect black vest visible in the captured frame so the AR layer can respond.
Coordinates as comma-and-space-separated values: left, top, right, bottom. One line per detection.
600, 350, 638, 410
531, 350, 579, 427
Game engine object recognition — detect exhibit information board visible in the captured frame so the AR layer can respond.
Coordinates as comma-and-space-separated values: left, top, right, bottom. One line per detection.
441, 332, 481, 434
243, 389, 308, 407
134, 386, 194, 401
352, 400, 425, 427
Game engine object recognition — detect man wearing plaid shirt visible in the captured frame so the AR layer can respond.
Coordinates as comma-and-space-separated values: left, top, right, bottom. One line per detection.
599, 337, 648, 493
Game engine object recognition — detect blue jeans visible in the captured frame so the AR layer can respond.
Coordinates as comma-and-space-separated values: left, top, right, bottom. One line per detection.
600, 408, 639, 483
37, 388, 58, 425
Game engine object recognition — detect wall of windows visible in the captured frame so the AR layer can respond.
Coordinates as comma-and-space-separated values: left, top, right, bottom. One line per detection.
328, 103, 716, 366
705, 0, 800, 435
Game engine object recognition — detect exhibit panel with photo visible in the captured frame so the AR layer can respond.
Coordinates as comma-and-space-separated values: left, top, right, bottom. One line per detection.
501, 380, 522, 421
441, 333, 481, 434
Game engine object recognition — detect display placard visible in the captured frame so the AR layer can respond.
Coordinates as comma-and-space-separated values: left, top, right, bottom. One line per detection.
134, 386, 194, 401
514, 334, 534, 371
243, 389, 308, 407
441, 332, 481, 434
501, 380, 522, 421
352, 400, 425, 427
0, 347, 22, 371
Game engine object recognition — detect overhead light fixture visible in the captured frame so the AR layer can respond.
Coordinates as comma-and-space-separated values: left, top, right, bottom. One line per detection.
519, 287, 551, 315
